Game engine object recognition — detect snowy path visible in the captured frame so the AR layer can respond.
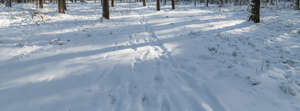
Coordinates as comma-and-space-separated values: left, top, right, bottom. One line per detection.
1, 3, 300, 111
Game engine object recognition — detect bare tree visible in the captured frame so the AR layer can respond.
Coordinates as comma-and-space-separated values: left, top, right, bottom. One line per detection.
143, 0, 146, 6
171, 0, 175, 9
39, 0, 43, 8
63, 0, 67, 10
6, 0, 12, 7
157, 0, 160, 11
111, 0, 114, 7
103, 0, 110, 19
269, 0, 274, 5
219, 0, 223, 7
296, 0, 299, 10
249, 0, 260, 23
58, 0, 65, 13
206, 0, 209, 7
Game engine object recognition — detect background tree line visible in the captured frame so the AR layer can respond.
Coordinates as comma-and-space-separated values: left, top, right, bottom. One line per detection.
1, 0, 299, 23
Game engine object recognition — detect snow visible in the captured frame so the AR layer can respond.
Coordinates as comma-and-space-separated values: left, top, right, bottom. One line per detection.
1, 2, 300, 111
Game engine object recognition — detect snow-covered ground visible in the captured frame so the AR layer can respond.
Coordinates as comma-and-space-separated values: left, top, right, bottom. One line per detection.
0, 2, 300, 111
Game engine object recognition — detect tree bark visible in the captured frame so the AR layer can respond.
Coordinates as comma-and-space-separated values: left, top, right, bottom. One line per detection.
6, 0, 12, 7
249, 0, 260, 23
171, 0, 175, 9
233, 0, 238, 5
103, 0, 110, 19
206, 0, 209, 7
219, 0, 223, 7
296, 0, 299, 10
143, 0, 146, 6
58, 0, 65, 13
269, 0, 274, 5
39, 0, 43, 8
157, 0, 160, 11
63, 0, 67, 10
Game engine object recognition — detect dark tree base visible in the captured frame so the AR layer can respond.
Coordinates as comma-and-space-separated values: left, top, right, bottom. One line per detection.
249, 0, 260, 23
102, 0, 110, 19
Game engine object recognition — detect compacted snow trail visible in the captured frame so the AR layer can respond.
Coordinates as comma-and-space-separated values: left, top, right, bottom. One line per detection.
111, 8, 228, 111
1, 2, 300, 111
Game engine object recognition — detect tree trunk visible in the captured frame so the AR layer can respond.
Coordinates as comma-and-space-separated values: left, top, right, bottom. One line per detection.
296, 0, 299, 10
269, 0, 274, 5
219, 0, 223, 7
63, 0, 67, 10
249, 0, 260, 23
111, 0, 114, 7
206, 0, 209, 7
143, 0, 146, 6
39, 0, 43, 8
234, 0, 238, 5
103, 0, 110, 19
157, 0, 160, 11
163, 0, 166, 5
6, 0, 12, 7
171, 0, 175, 9
58, 0, 65, 13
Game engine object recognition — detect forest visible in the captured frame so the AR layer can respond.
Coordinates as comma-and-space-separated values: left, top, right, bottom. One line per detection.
0, 0, 300, 111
